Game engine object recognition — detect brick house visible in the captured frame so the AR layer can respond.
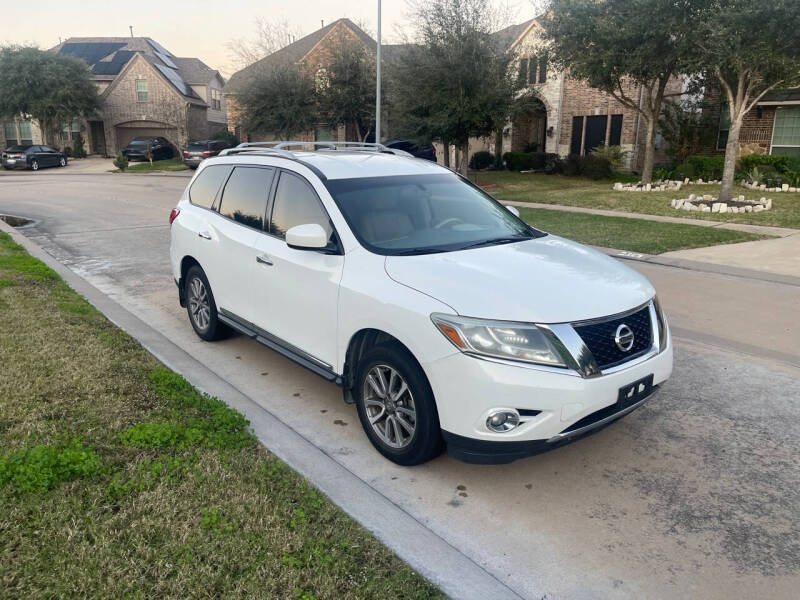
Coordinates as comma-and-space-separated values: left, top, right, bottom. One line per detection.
705, 88, 800, 159
224, 19, 375, 143
468, 18, 681, 171
1, 37, 226, 156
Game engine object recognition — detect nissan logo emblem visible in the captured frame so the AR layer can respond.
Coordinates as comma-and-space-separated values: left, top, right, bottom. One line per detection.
614, 324, 635, 352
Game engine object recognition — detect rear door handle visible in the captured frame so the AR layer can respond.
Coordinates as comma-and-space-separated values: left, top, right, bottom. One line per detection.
256, 255, 273, 266
198, 231, 211, 240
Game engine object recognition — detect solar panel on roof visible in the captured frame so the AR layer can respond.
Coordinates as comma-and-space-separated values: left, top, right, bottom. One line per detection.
155, 63, 193, 96
92, 50, 136, 75
155, 51, 178, 69
147, 39, 173, 57
59, 42, 126, 66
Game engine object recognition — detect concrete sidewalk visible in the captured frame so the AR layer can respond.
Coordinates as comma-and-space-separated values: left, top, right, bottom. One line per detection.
506, 200, 800, 279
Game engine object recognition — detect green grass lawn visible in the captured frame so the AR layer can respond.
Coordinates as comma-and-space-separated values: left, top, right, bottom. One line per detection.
123, 158, 188, 173
0, 232, 441, 600
473, 171, 800, 229
519, 207, 769, 254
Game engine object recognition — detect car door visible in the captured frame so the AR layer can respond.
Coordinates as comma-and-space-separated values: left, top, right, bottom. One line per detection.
29, 146, 46, 167
202, 165, 275, 322
250, 169, 344, 369
42, 146, 59, 166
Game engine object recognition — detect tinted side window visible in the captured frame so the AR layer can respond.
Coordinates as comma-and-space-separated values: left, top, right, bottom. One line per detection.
189, 164, 232, 209
218, 166, 274, 230
270, 172, 333, 239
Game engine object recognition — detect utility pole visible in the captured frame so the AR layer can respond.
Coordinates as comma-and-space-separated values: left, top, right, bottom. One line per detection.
375, 0, 382, 144
129, 26, 134, 38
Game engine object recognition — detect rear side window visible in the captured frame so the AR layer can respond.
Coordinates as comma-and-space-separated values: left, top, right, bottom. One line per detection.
218, 166, 274, 230
270, 172, 333, 239
189, 164, 232, 209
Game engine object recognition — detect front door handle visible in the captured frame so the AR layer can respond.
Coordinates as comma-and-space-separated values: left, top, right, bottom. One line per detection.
256, 255, 273, 266
198, 231, 211, 240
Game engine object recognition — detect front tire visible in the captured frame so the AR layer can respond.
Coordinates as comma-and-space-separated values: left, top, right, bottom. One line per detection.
30, 160, 39, 171
355, 344, 443, 465
184, 265, 225, 341
59, 157, 66, 167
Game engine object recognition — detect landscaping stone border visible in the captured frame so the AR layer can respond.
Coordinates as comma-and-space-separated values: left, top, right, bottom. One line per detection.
613, 178, 721, 192
670, 194, 773, 214
741, 181, 798, 193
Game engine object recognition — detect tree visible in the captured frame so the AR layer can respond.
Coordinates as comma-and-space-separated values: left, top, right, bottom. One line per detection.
659, 98, 717, 164
693, 0, 800, 203
318, 36, 377, 142
542, 0, 696, 183
225, 18, 303, 70
390, 0, 518, 175
238, 63, 318, 140
0, 46, 100, 145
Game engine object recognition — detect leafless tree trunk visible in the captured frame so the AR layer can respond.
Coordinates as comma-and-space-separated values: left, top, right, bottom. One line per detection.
494, 129, 503, 165
442, 141, 450, 167
457, 140, 469, 176
640, 112, 659, 184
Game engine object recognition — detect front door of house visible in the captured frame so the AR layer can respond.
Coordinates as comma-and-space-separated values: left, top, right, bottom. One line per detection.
90, 121, 107, 156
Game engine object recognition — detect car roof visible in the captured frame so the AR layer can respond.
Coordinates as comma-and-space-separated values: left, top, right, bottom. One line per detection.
210, 150, 449, 180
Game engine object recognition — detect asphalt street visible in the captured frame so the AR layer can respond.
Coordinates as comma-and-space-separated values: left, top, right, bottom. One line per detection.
2, 170, 799, 599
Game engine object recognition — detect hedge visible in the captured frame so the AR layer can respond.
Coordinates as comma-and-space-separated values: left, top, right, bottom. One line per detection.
738, 153, 800, 175
502, 151, 559, 171
469, 150, 495, 170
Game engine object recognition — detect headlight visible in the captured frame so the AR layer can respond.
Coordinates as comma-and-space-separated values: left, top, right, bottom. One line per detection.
653, 296, 668, 352
431, 313, 567, 367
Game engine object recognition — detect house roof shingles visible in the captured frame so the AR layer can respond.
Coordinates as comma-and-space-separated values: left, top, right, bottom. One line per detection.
53, 36, 208, 104
224, 18, 375, 95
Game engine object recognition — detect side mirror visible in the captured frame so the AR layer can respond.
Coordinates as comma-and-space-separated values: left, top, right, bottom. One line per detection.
286, 223, 329, 250
505, 204, 520, 218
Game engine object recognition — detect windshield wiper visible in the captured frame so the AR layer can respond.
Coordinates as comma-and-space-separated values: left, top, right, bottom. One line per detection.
390, 247, 451, 256
460, 236, 531, 250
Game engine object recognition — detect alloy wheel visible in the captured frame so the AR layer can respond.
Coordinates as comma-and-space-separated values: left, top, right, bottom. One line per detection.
362, 364, 417, 449
188, 276, 211, 331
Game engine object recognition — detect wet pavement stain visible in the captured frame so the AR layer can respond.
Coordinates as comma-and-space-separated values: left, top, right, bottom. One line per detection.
458, 492, 468, 498
293, 393, 300, 397
525, 483, 533, 489
320, 409, 327, 413
333, 419, 347, 426
456, 484, 466, 491
260, 372, 268, 376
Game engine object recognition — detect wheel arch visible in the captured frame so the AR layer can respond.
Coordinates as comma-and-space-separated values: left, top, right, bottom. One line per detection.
177, 255, 201, 307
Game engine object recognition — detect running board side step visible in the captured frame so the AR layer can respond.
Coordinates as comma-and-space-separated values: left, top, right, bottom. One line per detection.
218, 312, 342, 385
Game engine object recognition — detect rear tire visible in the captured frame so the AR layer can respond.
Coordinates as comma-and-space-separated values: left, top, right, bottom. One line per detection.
184, 265, 226, 341
59, 157, 66, 167
30, 160, 39, 171
355, 343, 443, 465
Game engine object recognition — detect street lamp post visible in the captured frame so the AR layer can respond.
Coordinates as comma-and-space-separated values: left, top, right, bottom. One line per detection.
375, 0, 382, 144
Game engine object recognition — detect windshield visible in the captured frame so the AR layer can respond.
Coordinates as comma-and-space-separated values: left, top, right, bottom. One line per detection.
128, 140, 148, 146
325, 173, 543, 255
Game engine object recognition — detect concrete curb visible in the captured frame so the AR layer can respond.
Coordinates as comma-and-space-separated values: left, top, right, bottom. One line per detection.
0, 218, 526, 600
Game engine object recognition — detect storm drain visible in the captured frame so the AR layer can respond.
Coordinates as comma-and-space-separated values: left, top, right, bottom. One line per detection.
0, 214, 33, 228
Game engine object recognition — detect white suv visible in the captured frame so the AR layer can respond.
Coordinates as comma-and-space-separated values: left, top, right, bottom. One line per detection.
169, 142, 672, 465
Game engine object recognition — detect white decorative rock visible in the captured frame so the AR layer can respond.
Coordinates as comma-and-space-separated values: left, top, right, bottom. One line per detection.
738, 195, 745, 202
684, 177, 689, 184
711, 203, 720, 213
782, 184, 789, 191
754, 205, 763, 212
675, 199, 685, 209
745, 205, 753, 213
766, 199, 773, 209
731, 206, 739, 214
688, 193, 696, 201
613, 182, 623, 191
760, 184, 767, 190
702, 206, 711, 212
790, 187, 797, 193
703, 194, 712, 202
718, 203, 728, 213
683, 202, 694, 211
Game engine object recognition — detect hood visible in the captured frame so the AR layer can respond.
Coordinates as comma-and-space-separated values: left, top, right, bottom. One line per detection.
384, 236, 655, 323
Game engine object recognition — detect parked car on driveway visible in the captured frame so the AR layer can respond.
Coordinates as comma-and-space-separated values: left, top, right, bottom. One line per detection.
182, 140, 231, 169
121, 137, 175, 161
169, 142, 672, 466
384, 139, 437, 162
1, 145, 68, 171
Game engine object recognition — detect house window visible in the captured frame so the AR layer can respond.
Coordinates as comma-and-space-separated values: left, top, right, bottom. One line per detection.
4, 122, 17, 146
517, 57, 530, 87
211, 89, 222, 111
60, 119, 81, 141
537, 55, 547, 84
771, 106, 800, 156
136, 79, 148, 102
717, 103, 730, 150
18, 121, 33, 145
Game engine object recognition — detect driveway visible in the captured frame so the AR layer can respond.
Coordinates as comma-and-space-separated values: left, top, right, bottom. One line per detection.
2, 172, 799, 599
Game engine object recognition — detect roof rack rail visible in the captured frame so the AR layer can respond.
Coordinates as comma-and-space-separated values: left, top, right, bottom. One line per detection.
218, 140, 413, 159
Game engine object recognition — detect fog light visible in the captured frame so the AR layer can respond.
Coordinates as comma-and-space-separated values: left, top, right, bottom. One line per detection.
486, 409, 520, 433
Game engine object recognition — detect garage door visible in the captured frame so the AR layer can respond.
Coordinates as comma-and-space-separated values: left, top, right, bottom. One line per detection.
115, 126, 176, 150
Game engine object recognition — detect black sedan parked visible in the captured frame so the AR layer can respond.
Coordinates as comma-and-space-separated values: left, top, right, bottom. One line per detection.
182, 139, 231, 169
121, 137, 175, 161
1, 145, 68, 171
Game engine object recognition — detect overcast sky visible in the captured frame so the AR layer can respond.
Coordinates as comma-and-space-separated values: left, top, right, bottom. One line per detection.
1, 1, 535, 76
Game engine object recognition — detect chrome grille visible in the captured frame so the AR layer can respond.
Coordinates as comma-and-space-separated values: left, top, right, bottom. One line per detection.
573, 305, 652, 370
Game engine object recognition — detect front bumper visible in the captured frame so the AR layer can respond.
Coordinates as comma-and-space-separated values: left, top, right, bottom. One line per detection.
425, 336, 673, 464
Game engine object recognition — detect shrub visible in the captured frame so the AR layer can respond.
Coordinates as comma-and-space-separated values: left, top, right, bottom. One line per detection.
210, 129, 240, 147
469, 150, 495, 170
590, 144, 628, 171
672, 161, 695, 180
685, 155, 725, 180
562, 154, 584, 176
582, 154, 613, 180
502, 152, 533, 171
63, 146, 73, 158
530, 152, 559, 170
72, 133, 87, 158
543, 155, 564, 174
737, 153, 790, 175
113, 151, 128, 172
522, 141, 539, 153
653, 167, 673, 181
